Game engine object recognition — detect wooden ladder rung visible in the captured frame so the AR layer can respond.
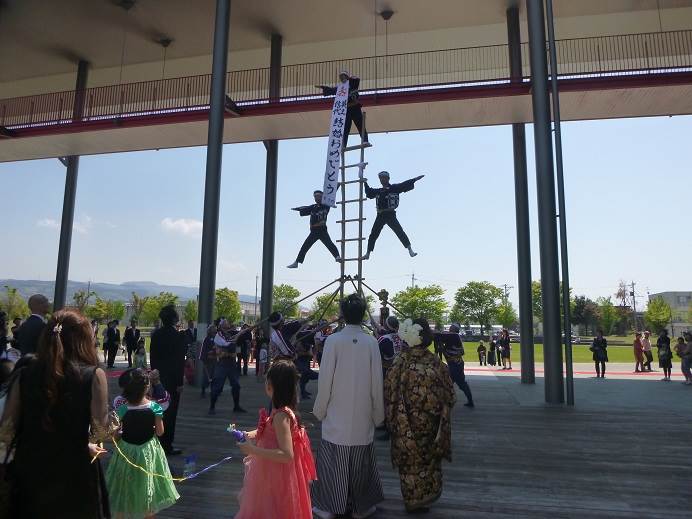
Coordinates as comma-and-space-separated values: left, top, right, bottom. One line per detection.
343, 142, 372, 152
342, 162, 367, 169
336, 218, 367, 223
337, 198, 366, 204
339, 179, 367, 186
337, 237, 365, 243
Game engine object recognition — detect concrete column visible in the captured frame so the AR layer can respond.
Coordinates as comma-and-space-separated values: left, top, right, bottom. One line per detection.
54, 59, 89, 311
527, 0, 564, 404
197, 0, 232, 371
507, 4, 535, 384
260, 33, 282, 334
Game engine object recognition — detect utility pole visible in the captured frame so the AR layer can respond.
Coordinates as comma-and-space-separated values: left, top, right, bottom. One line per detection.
411, 273, 416, 289
502, 284, 513, 300
630, 281, 638, 331
254, 274, 259, 322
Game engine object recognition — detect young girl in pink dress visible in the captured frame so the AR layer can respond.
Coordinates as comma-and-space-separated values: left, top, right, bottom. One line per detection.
235, 361, 316, 519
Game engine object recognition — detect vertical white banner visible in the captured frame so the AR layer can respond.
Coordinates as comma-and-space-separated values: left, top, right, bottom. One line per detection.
322, 81, 350, 207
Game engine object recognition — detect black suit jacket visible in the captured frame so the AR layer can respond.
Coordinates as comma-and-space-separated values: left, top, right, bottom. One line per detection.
123, 327, 141, 349
183, 328, 197, 345
16, 315, 46, 356
105, 327, 121, 348
150, 326, 187, 391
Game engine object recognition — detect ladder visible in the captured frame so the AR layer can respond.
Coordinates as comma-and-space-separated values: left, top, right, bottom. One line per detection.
336, 113, 371, 299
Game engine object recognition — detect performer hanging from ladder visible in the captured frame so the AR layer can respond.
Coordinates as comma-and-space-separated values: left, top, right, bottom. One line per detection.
316, 71, 368, 149
287, 189, 341, 269
363, 171, 424, 260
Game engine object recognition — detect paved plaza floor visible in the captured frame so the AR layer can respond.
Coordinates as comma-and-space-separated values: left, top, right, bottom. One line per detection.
105, 357, 692, 518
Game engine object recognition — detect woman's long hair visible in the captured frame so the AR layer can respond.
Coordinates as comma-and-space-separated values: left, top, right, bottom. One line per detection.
37, 309, 99, 428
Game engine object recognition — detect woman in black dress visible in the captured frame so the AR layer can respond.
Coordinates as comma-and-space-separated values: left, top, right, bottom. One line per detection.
1, 309, 110, 518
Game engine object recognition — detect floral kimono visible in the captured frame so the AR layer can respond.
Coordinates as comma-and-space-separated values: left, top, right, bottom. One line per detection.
384, 345, 456, 511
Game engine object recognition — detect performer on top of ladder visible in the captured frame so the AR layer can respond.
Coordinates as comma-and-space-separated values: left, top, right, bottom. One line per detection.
363, 171, 424, 260
316, 71, 368, 149
287, 189, 341, 269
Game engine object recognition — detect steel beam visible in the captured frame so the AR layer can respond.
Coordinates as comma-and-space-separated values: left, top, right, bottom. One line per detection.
260, 33, 282, 335
197, 0, 232, 379
507, 3, 535, 384
527, 0, 564, 404
53, 59, 89, 311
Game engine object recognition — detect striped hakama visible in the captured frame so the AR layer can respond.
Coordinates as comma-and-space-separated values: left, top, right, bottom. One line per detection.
310, 440, 384, 515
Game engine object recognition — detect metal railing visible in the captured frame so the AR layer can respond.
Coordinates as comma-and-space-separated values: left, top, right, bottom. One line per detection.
2, 30, 691, 131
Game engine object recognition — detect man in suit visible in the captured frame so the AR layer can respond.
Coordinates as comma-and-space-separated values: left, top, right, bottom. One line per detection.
183, 320, 197, 350
105, 320, 121, 368
150, 304, 187, 455
15, 294, 50, 356
123, 318, 141, 368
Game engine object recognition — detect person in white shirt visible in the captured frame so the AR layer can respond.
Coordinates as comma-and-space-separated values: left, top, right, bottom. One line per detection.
311, 294, 384, 519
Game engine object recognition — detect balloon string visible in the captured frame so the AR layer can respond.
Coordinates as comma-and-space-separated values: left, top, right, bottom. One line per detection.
110, 437, 232, 482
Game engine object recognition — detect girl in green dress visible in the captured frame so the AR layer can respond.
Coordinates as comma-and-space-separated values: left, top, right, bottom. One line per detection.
106, 368, 180, 517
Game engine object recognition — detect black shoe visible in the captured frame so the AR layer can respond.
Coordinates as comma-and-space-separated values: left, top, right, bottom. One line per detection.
464, 402, 475, 408
233, 406, 247, 413
165, 448, 182, 456
208, 408, 216, 415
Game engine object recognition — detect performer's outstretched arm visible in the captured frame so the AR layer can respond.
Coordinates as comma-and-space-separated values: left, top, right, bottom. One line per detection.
392, 174, 425, 194
316, 85, 337, 96
364, 181, 379, 199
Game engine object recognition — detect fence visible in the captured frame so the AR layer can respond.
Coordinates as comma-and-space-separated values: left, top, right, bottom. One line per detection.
2, 30, 691, 130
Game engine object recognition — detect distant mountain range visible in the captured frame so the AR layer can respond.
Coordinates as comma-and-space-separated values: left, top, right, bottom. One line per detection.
1, 279, 257, 304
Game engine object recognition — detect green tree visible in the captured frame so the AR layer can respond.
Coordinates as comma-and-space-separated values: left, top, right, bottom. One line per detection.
72, 289, 95, 313
273, 284, 301, 318
214, 288, 242, 323
129, 292, 148, 322
183, 299, 198, 322
496, 298, 518, 329
596, 297, 617, 335
108, 300, 126, 321
391, 285, 448, 327
310, 292, 342, 321
573, 296, 601, 335
85, 297, 109, 321
688, 302, 692, 326
140, 292, 179, 325
644, 296, 672, 334
531, 280, 574, 330
0, 286, 29, 320
450, 281, 502, 335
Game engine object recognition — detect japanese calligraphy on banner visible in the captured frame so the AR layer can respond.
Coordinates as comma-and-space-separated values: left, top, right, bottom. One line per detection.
321, 81, 350, 207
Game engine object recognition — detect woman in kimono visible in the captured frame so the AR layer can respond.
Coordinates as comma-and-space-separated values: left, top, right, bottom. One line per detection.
385, 318, 456, 513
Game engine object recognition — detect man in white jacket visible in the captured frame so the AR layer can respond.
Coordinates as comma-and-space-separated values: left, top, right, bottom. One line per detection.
311, 294, 384, 519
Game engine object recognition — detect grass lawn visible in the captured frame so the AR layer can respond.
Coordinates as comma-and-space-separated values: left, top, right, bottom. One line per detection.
460, 342, 680, 364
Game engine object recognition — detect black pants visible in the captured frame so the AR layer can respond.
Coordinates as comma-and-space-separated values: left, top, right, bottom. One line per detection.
160, 388, 180, 452
449, 360, 473, 404
210, 358, 241, 410
367, 211, 411, 252
296, 227, 339, 263
595, 361, 606, 376
237, 352, 248, 376
343, 105, 368, 148
126, 346, 135, 368
296, 357, 318, 396
201, 359, 217, 394
643, 351, 653, 370
106, 343, 119, 368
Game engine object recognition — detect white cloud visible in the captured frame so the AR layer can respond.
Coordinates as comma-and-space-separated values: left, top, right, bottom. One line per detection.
36, 218, 60, 230
161, 217, 203, 238
36, 214, 93, 234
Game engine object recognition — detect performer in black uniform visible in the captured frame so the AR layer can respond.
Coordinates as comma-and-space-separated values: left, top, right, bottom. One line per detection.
434, 324, 474, 408
288, 190, 341, 268
364, 171, 424, 259
317, 71, 368, 148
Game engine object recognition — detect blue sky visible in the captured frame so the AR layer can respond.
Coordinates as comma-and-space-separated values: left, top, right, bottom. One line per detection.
1, 115, 691, 309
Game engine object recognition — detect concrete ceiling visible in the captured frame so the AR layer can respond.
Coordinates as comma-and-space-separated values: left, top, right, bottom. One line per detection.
2, 0, 692, 82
